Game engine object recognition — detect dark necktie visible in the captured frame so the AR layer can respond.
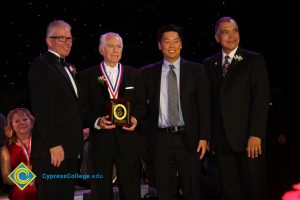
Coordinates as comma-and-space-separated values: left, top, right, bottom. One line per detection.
168, 64, 180, 126
222, 55, 230, 77
59, 58, 67, 67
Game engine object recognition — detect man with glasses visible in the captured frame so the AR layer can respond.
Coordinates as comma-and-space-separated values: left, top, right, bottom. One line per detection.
48, 36, 74, 42
28, 20, 83, 200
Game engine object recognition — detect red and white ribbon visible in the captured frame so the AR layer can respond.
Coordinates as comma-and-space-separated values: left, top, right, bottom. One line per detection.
99, 62, 123, 99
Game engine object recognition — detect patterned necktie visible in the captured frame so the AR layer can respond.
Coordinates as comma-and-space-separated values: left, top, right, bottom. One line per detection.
222, 55, 230, 77
168, 64, 180, 126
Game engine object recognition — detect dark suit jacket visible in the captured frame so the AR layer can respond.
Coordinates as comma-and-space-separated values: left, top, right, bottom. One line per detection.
79, 64, 147, 156
203, 47, 270, 152
141, 59, 211, 153
28, 51, 83, 159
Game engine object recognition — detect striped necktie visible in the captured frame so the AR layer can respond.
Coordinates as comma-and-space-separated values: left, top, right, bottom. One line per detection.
168, 64, 180, 126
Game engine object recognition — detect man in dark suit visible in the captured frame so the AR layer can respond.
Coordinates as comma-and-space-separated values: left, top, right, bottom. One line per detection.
28, 20, 83, 200
203, 16, 270, 200
79, 32, 147, 200
141, 24, 211, 200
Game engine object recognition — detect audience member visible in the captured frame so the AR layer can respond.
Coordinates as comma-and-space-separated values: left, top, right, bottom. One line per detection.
0, 108, 37, 200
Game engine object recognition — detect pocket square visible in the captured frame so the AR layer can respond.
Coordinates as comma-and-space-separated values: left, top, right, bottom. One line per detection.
125, 86, 134, 89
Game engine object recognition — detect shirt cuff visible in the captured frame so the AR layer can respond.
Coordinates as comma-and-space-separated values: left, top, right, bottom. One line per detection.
94, 117, 101, 130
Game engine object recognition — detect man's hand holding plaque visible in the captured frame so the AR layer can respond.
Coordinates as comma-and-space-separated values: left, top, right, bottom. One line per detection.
122, 116, 137, 131
97, 99, 137, 131
98, 115, 116, 130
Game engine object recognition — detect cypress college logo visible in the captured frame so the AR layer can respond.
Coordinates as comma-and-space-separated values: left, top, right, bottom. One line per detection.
8, 162, 36, 190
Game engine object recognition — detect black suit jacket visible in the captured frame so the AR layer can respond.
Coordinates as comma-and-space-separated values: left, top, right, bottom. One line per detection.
141, 59, 211, 153
28, 51, 83, 159
203, 47, 270, 152
79, 64, 147, 156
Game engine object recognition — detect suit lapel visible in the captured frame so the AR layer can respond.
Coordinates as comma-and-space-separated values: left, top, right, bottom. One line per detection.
47, 52, 78, 99
154, 62, 163, 106
179, 59, 187, 104
212, 52, 223, 82
118, 65, 126, 99
226, 48, 244, 77
65, 61, 80, 97
97, 66, 110, 100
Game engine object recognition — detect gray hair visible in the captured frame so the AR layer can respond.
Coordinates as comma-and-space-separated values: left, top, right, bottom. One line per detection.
214, 16, 238, 34
46, 20, 71, 37
99, 32, 123, 48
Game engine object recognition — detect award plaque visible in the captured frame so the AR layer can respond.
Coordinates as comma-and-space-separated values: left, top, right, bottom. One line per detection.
108, 99, 131, 125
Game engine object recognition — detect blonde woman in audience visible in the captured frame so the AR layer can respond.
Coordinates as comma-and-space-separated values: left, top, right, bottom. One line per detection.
0, 108, 37, 200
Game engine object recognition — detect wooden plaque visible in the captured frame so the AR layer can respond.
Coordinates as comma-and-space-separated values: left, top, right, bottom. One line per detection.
108, 99, 131, 125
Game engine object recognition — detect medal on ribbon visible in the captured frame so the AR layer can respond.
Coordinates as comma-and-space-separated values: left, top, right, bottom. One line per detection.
99, 62, 123, 99
17, 136, 32, 164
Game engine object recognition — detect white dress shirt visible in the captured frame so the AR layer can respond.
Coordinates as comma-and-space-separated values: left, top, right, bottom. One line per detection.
94, 62, 119, 129
158, 58, 185, 128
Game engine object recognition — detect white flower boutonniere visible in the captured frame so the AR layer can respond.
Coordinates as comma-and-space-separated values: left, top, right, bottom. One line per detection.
233, 55, 243, 62
97, 75, 106, 85
68, 64, 77, 77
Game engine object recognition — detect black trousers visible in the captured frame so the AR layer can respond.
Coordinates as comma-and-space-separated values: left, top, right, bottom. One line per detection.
88, 131, 141, 200
154, 130, 202, 200
33, 158, 78, 200
214, 122, 268, 200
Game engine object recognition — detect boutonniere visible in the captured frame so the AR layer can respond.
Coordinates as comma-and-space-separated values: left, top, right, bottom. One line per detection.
233, 54, 243, 62
97, 75, 106, 85
68, 64, 77, 77
214, 61, 218, 66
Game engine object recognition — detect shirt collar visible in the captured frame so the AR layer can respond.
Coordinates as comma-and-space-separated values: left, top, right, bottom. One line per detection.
104, 62, 119, 73
163, 58, 180, 71
222, 46, 238, 60
48, 50, 63, 59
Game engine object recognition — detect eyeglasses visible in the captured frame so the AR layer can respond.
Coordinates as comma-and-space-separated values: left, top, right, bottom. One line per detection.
48, 36, 74, 42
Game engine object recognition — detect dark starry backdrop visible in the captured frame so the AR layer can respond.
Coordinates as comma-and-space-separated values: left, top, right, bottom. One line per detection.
0, 0, 290, 115
1, 0, 300, 193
